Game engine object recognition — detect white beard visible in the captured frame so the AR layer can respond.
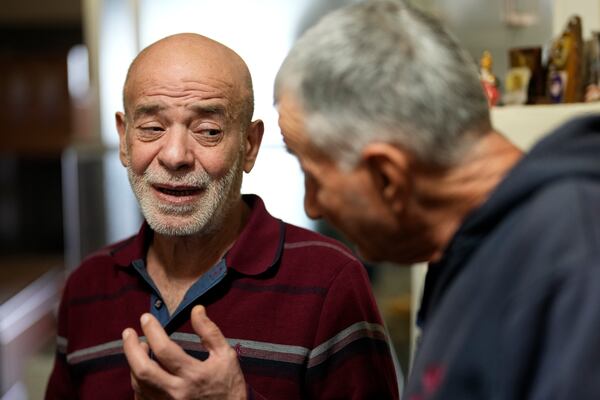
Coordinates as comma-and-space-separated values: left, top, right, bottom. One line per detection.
127, 154, 243, 237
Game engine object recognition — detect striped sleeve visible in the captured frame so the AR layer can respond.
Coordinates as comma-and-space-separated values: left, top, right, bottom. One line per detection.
45, 284, 78, 400
306, 259, 400, 399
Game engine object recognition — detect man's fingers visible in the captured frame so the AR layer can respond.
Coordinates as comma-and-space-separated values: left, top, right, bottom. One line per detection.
122, 328, 174, 385
140, 313, 194, 374
139, 340, 150, 354
191, 305, 230, 355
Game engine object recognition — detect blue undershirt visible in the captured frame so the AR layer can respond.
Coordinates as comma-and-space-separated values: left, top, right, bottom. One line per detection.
131, 258, 228, 327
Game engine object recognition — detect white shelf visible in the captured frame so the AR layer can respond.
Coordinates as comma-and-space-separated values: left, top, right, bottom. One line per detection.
491, 103, 600, 151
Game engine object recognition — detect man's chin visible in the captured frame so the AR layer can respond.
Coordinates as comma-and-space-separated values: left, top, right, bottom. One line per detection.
150, 223, 198, 237
146, 215, 211, 237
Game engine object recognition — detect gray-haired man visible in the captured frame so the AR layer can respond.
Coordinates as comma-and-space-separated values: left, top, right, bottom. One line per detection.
275, 1, 600, 398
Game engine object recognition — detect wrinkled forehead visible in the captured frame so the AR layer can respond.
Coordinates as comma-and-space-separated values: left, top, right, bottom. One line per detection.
123, 40, 249, 114
127, 63, 235, 102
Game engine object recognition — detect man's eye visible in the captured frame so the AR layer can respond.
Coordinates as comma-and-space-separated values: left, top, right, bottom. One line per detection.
135, 125, 165, 141
193, 128, 223, 146
141, 126, 164, 132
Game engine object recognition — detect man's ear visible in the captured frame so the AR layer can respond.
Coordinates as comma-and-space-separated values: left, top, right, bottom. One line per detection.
361, 142, 411, 214
115, 112, 129, 167
243, 119, 264, 173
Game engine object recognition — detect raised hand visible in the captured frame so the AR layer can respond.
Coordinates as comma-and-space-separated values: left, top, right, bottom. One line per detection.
122, 305, 247, 400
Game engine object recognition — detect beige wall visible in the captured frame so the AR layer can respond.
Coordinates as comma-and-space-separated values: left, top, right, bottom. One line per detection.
554, 0, 600, 39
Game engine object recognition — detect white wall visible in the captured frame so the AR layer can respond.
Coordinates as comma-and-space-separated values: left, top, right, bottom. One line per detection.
553, 0, 600, 39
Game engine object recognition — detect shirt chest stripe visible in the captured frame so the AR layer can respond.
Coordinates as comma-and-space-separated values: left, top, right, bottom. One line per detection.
65, 335, 309, 366
64, 321, 386, 368
172, 332, 310, 364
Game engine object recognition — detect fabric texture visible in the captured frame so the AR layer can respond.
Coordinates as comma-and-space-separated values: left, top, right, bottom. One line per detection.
45, 195, 399, 399
406, 114, 600, 399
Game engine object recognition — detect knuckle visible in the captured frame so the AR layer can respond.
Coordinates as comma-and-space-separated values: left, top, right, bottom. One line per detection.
168, 382, 187, 400
225, 347, 238, 360
135, 364, 152, 381
203, 319, 219, 333
152, 342, 171, 357
188, 367, 208, 385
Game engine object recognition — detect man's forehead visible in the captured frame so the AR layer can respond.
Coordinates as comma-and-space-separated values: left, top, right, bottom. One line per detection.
130, 98, 230, 119
278, 94, 308, 146
127, 70, 236, 97
123, 39, 247, 113
124, 72, 237, 115
278, 95, 335, 166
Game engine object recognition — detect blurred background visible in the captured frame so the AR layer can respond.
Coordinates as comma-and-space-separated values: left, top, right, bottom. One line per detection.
0, 0, 598, 398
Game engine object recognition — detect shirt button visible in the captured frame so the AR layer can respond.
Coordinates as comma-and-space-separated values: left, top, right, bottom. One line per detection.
154, 298, 163, 309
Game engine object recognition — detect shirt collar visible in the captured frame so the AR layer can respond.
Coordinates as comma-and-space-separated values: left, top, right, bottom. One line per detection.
112, 222, 149, 267
225, 194, 285, 275
111, 194, 285, 276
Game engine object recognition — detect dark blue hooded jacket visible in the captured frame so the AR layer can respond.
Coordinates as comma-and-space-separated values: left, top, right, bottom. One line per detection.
406, 114, 600, 400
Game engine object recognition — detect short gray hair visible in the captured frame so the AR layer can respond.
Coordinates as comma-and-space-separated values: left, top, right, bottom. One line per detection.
274, 0, 491, 168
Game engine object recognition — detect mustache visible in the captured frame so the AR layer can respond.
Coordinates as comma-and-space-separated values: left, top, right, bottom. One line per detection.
143, 168, 211, 188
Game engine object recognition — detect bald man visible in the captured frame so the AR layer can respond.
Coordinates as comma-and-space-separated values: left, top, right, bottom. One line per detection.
45, 34, 400, 399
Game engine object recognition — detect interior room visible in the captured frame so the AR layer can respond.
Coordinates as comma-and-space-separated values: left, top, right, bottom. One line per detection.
1, 0, 599, 398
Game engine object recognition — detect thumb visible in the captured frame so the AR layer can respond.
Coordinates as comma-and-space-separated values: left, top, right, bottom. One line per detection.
191, 305, 230, 355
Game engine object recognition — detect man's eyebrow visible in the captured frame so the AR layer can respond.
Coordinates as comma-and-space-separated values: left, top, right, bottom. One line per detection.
131, 103, 165, 120
187, 103, 227, 116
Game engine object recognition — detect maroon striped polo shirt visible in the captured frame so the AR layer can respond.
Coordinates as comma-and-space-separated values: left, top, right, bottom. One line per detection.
45, 195, 399, 399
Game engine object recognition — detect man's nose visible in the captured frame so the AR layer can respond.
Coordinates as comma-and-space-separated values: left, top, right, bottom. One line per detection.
158, 127, 194, 171
303, 175, 322, 220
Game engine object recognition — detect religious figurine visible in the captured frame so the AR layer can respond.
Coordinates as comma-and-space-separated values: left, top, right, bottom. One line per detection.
504, 67, 531, 105
548, 16, 584, 103
584, 32, 600, 102
585, 84, 600, 102
479, 50, 500, 107
509, 46, 545, 104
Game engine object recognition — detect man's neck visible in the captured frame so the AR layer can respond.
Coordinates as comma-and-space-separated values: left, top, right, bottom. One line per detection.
147, 198, 249, 284
412, 131, 523, 262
